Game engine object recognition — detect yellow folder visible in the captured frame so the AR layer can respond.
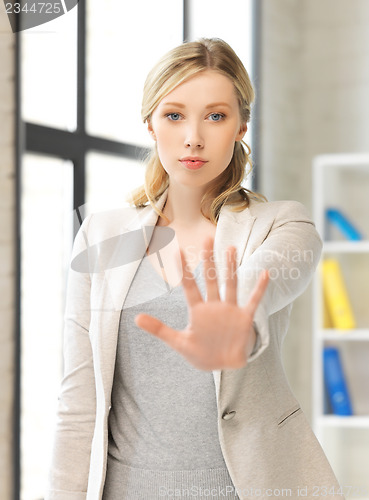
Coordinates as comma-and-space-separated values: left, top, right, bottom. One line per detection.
323, 292, 333, 328
321, 259, 356, 330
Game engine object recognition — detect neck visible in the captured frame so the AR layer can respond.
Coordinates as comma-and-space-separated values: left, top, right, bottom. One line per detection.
161, 184, 213, 227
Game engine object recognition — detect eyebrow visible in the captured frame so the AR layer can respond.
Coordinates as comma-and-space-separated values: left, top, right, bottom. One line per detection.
161, 101, 231, 109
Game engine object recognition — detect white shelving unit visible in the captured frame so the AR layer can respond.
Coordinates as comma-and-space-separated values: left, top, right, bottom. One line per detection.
312, 154, 369, 499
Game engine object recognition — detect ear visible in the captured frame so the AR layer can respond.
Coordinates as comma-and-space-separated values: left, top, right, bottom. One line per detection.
147, 120, 157, 141
235, 122, 247, 142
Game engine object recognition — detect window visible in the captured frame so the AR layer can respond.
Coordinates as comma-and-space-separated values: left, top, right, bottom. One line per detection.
20, 155, 73, 499
15, 1, 258, 497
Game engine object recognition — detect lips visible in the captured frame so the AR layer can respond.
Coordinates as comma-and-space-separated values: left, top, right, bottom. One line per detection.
179, 157, 208, 170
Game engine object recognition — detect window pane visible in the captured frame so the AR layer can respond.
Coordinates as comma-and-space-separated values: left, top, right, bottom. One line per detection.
21, 7, 78, 130
188, 0, 253, 71
188, 0, 254, 190
86, 0, 183, 147
21, 155, 73, 500
86, 152, 145, 215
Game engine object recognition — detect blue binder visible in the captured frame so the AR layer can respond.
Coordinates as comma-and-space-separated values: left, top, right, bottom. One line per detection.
323, 346, 353, 416
326, 208, 363, 241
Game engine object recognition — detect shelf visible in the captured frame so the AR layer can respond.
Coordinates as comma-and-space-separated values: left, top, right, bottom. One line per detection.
318, 329, 369, 341
313, 154, 369, 169
317, 415, 369, 428
323, 241, 369, 253
313, 154, 369, 491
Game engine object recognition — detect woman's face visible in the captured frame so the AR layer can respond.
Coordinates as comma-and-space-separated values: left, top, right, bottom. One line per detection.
147, 69, 247, 191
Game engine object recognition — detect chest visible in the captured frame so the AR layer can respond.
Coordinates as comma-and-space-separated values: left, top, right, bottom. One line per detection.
145, 220, 217, 285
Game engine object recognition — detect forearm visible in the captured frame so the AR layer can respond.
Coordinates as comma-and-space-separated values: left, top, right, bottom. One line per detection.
47, 215, 96, 495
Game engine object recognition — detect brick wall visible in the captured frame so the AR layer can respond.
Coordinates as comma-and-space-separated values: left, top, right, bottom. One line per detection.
0, 4, 15, 500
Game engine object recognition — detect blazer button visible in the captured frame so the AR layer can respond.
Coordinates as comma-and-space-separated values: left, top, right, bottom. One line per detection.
222, 411, 236, 420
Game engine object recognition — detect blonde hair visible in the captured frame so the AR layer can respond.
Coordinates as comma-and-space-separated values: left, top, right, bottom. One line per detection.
126, 37, 266, 225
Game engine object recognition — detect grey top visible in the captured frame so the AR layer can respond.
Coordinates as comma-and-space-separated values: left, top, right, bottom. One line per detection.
102, 254, 239, 499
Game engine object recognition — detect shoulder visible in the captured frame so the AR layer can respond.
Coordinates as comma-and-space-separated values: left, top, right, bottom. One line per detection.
78, 204, 147, 243
246, 197, 314, 225
89, 205, 142, 225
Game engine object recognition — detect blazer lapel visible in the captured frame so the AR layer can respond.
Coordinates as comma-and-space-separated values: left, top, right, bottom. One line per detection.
102, 190, 169, 313
97, 190, 169, 401
211, 204, 256, 400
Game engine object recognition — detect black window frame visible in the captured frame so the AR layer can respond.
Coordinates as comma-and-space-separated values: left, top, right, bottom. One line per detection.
13, 1, 261, 497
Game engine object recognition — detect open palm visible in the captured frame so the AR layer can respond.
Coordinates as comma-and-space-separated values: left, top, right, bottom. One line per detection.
134, 237, 269, 371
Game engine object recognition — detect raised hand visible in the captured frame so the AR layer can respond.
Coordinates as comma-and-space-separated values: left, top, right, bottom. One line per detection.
134, 237, 269, 371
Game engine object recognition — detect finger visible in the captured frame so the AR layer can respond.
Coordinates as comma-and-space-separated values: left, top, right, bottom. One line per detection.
135, 313, 184, 350
180, 249, 204, 307
244, 270, 270, 317
225, 246, 238, 304
203, 237, 220, 301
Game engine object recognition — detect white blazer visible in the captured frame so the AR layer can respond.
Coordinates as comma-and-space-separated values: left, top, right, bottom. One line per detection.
47, 187, 344, 500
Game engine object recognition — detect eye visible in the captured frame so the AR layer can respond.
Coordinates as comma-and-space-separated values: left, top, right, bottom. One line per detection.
208, 113, 225, 122
165, 113, 182, 121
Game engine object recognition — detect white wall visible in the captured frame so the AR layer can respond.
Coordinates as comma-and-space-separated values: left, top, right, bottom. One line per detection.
0, 3, 15, 499
260, 0, 369, 418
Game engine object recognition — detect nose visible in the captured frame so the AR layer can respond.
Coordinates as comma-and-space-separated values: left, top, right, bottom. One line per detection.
184, 121, 204, 149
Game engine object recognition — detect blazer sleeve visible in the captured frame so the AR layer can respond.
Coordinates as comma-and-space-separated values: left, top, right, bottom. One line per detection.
46, 215, 96, 499
238, 200, 323, 362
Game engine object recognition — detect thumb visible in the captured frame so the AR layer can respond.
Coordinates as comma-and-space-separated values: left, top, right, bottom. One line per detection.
135, 314, 180, 347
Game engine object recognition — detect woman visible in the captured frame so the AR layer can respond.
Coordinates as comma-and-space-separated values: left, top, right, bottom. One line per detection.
47, 38, 343, 499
